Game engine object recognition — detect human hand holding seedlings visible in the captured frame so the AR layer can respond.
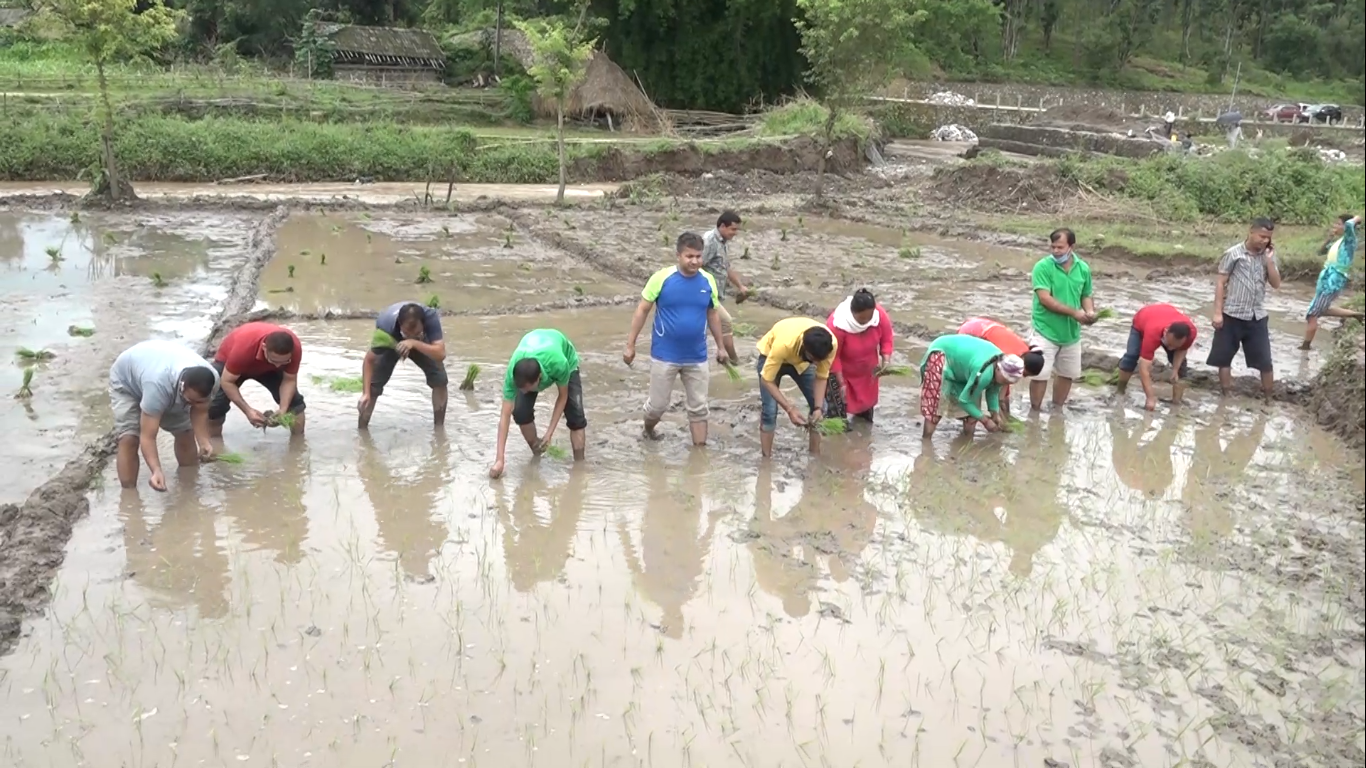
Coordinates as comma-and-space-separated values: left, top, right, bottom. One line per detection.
622, 343, 636, 367
396, 339, 420, 360
243, 406, 268, 429
785, 403, 808, 427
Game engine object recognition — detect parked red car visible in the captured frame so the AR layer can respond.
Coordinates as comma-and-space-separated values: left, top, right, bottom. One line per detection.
1261, 103, 1309, 122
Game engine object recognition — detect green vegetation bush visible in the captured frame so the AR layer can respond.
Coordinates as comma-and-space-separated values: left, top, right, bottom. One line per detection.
758, 99, 873, 142
1057, 149, 1366, 225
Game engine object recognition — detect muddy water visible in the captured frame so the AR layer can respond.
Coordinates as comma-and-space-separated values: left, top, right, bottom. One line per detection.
0, 181, 619, 205
3, 302, 1363, 768
0, 211, 256, 505
259, 213, 638, 313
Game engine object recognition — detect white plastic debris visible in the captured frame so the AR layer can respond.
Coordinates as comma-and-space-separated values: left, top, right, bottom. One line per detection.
930, 124, 978, 143
927, 91, 975, 107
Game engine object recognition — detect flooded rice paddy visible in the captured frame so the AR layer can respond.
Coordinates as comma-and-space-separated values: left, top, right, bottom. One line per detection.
1, 208, 1362, 768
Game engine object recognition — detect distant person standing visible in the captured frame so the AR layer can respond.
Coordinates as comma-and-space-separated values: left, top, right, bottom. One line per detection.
109, 339, 219, 491
623, 231, 730, 445
825, 288, 895, 424
490, 329, 586, 479
358, 301, 448, 429
1115, 303, 1196, 411
208, 322, 306, 436
1302, 214, 1364, 349
1028, 228, 1096, 409
1209, 218, 1281, 399
1215, 111, 1243, 148
957, 316, 1044, 418
700, 210, 751, 365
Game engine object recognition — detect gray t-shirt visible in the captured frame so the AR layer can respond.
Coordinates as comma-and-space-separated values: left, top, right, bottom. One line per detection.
110, 339, 218, 416
376, 301, 443, 342
700, 228, 730, 301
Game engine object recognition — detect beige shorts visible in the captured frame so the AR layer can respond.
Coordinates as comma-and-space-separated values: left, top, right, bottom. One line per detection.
1027, 334, 1083, 380
645, 361, 710, 422
715, 302, 734, 337
110, 385, 192, 439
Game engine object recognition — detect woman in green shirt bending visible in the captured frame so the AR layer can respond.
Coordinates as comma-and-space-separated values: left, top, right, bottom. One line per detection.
919, 334, 1027, 439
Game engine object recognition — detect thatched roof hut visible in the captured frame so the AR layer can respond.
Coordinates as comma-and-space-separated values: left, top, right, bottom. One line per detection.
448, 27, 662, 132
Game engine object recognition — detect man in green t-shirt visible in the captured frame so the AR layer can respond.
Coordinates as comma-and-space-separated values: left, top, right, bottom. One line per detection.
1027, 228, 1097, 409
490, 329, 585, 479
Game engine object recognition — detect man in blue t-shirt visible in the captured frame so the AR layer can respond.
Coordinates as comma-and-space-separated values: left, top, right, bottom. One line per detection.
359, 301, 448, 429
624, 231, 731, 445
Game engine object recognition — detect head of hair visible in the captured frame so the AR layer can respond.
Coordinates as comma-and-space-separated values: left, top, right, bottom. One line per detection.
1167, 321, 1192, 341
182, 366, 217, 397
1049, 228, 1076, 246
512, 358, 542, 388
397, 303, 426, 326
800, 326, 834, 362
716, 210, 742, 228
1340, 213, 1354, 223
850, 288, 876, 314
264, 331, 294, 355
676, 231, 704, 253
1021, 350, 1045, 377
1250, 217, 1276, 232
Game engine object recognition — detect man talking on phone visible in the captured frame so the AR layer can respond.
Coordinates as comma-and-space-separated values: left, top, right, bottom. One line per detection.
1208, 218, 1281, 400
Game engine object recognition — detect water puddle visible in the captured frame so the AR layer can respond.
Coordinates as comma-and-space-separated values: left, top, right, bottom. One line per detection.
0, 210, 256, 504
2, 306, 1361, 767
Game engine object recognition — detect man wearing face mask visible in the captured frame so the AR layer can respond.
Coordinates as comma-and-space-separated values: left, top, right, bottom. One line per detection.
1209, 218, 1281, 399
109, 339, 220, 492
1028, 228, 1096, 409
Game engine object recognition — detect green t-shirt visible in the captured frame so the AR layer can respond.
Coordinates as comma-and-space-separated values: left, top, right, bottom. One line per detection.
1030, 255, 1093, 346
502, 329, 579, 400
919, 334, 1003, 420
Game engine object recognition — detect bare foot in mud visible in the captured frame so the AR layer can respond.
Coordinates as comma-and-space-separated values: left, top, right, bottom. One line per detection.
642, 426, 663, 441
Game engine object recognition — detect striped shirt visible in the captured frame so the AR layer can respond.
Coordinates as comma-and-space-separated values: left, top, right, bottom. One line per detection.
1217, 242, 1275, 321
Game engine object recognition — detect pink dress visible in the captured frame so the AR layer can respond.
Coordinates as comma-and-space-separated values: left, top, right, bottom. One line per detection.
825, 305, 895, 415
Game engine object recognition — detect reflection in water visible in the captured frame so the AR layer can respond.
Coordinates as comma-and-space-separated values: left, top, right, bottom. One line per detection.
227, 444, 311, 566
621, 451, 722, 638
358, 431, 451, 581
1111, 413, 1179, 499
119, 483, 229, 620
498, 463, 587, 592
1183, 404, 1267, 540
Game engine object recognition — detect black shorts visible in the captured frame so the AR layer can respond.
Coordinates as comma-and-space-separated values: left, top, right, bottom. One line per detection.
512, 369, 587, 431
1206, 315, 1273, 372
369, 348, 449, 396
1118, 327, 1191, 376
208, 360, 306, 421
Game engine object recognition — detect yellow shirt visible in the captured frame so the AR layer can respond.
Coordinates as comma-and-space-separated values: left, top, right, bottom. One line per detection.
757, 317, 838, 382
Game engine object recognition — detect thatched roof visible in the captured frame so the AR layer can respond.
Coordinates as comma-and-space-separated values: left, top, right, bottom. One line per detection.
318, 24, 445, 69
449, 27, 661, 131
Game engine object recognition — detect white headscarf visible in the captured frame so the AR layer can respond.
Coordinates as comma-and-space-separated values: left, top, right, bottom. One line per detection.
832, 296, 880, 334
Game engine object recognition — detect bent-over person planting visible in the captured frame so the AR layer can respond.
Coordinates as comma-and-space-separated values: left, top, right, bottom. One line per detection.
110, 339, 220, 491
1302, 213, 1364, 349
358, 301, 448, 428
624, 231, 730, 445
209, 322, 305, 436
1116, 303, 1195, 411
919, 334, 1026, 439
490, 329, 586, 479
755, 317, 837, 457
1209, 218, 1280, 399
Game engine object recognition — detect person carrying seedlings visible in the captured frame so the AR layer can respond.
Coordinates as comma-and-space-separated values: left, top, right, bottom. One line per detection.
109, 339, 220, 491
1028, 228, 1096, 410
957, 316, 1044, 418
490, 329, 586, 479
358, 301, 448, 429
1302, 214, 1364, 350
208, 322, 305, 436
824, 288, 894, 424
755, 317, 837, 457
919, 334, 1026, 439
624, 231, 730, 445
1209, 218, 1281, 400
1116, 303, 1196, 411
701, 210, 751, 365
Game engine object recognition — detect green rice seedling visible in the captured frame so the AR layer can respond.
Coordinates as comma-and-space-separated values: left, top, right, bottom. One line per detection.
102, 232, 118, 245
441, 225, 452, 238
741, 246, 750, 260
329, 376, 365, 393
69, 212, 80, 223
215, 452, 246, 464
370, 329, 397, 349
1094, 308, 1117, 320
1004, 417, 1026, 433
287, 264, 296, 278
573, 285, 584, 295
661, 232, 670, 245
46, 246, 63, 262
770, 254, 781, 270
320, 253, 327, 265
797, 215, 805, 227
722, 361, 743, 382
426, 294, 441, 309
544, 445, 569, 460
877, 365, 912, 377
15, 367, 34, 399
814, 418, 847, 436
300, 249, 311, 256
150, 272, 166, 288
16, 347, 55, 361
331, 225, 343, 235
780, 228, 788, 242
459, 364, 480, 391
67, 325, 95, 337
416, 266, 433, 284
898, 245, 921, 260
504, 232, 513, 248
267, 287, 294, 294
365, 232, 373, 244
1079, 369, 1115, 387
732, 322, 758, 337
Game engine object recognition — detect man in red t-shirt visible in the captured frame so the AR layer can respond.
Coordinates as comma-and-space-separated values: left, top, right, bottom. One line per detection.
1116, 303, 1195, 411
209, 322, 305, 435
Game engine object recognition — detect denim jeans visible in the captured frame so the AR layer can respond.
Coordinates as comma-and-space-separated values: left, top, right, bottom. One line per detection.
757, 354, 816, 432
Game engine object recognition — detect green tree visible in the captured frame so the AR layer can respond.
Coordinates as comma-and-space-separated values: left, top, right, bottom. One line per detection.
516, 15, 594, 205
793, 0, 919, 198
43, 0, 180, 202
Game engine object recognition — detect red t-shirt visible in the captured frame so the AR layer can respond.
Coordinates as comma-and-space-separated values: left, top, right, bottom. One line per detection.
215, 322, 302, 377
1133, 304, 1195, 360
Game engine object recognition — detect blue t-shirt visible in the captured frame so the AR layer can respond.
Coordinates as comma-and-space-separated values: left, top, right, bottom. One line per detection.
376, 301, 443, 342
642, 266, 719, 365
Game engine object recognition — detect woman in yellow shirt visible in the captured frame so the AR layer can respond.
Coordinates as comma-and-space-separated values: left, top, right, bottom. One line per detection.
755, 317, 837, 457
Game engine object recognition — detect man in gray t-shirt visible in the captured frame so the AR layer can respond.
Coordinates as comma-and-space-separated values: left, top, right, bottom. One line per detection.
109, 339, 220, 491
359, 301, 450, 429
700, 210, 749, 364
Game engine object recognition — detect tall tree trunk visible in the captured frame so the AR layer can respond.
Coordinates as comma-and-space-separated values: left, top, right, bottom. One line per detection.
96, 61, 123, 203
494, 0, 504, 79
556, 102, 567, 205
814, 107, 837, 200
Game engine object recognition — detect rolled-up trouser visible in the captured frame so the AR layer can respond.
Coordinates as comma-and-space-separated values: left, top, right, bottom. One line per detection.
644, 360, 709, 422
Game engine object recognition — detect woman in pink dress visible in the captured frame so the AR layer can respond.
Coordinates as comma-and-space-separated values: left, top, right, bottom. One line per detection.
825, 288, 895, 423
